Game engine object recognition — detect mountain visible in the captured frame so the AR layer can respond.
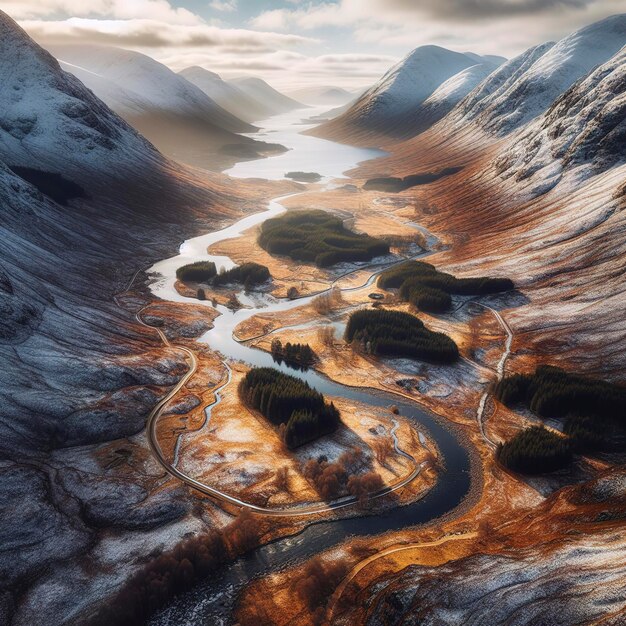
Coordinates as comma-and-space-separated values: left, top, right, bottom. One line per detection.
179, 66, 275, 123
0, 11, 258, 625
230, 76, 306, 115
287, 85, 354, 105
312, 45, 499, 144
49, 44, 284, 170
495, 45, 626, 194
448, 14, 626, 136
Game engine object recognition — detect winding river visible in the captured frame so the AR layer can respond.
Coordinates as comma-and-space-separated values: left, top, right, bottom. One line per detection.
148, 107, 473, 624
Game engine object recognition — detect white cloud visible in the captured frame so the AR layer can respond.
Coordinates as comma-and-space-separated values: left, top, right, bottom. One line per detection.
3, 0, 201, 24
23, 17, 317, 48
250, 0, 626, 56
209, 0, 237, 12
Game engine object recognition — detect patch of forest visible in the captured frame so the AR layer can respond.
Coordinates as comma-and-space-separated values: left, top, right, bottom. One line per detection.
495, 366, 626, 473
239, 367, 341, 448
362, 167, 463, 192
378, 260, 513, 313
9, 166, 86, 206
344, 309, 459, 364
271, 339, 317, 370
258, 209, 389, 268
176, 261, 270, 290
497, 426, 572, 474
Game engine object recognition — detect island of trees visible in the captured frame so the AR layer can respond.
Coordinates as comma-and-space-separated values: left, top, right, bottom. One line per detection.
378, 260, 513, 313
497, 426, 572, 474
271, 339, 317, 370
344, 309, 459, 363
176, 261, 270, 290
258, 209, 389, 268
495, 365, 626, 473
239, 367, 341, 448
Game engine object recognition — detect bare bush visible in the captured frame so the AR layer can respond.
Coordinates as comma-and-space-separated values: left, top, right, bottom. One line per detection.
303, 448, 367, 500
347, 472, 384, 507
312, 287, 343, 315
291, 555, 350, 613
373, 438, 394, 465
87, 510, 269, 626
317, 324, 336, 347
273, 466, 290, 492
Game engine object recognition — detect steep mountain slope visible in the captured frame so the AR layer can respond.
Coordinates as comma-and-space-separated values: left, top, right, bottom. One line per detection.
179, 66, 275, 123
230, 76, 305, 114
311, 46, 491, 144
495, 46, 626, 193
48, 44, 283, 170
0, 11, 290, 625
448, 14, 626, 136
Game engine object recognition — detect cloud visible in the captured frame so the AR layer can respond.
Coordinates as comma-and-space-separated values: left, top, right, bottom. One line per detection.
3, 0, 201, 24
209, 0, 237, 12
23, 17, 317, 48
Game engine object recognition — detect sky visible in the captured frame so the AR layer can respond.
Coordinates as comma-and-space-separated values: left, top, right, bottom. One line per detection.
6, 0, 626, 91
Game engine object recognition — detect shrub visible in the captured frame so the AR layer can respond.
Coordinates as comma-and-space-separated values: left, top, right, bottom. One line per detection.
239, 367, 340, 448
258, 209, 389, 268
497, 426, 572, 474
344, 309, 459, 364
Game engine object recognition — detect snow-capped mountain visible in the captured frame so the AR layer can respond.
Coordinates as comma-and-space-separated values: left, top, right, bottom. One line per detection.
48, 44, 279, 170
495, 45, 626, 193
0, 12, 241, 623
230, 76, 306, 114
51, 44, 252, 133
449, 14, 626, 135
0, 20, 164, 185
312, 45, 500, 143
288, 85, 354, 105
179, 66, 276, 123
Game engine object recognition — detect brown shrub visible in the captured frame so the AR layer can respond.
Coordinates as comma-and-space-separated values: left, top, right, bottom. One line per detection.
291, 555, 350, 612
273, 466, 290, 492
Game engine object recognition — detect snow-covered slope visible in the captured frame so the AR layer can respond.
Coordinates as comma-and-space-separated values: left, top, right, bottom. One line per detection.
312, 46, 498, 143
0, 11, 242, 625
288, 85, 354, 105
179, 66, 275, 123
47, 44, 277, 170
0, 19, 164, 184
230, 76, 306, 114
495, 45, 626, 194
449, 14, 626, 135
51, 44, 252, 133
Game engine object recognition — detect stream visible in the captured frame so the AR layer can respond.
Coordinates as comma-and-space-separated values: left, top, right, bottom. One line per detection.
148, 107, 473, 624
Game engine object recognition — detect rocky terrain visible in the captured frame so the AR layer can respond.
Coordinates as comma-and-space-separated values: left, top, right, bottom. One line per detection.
0, 11, 290, 625
343, 468, 626, 626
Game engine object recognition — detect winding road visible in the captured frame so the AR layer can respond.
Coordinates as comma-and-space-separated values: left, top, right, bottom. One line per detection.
115, 244, 427, 517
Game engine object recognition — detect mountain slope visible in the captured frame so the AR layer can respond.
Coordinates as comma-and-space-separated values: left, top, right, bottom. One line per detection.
495, 45, 626, 193
179, 66, 275, 123
48, 44, 284, 170
230, 76, 306, 114
0, 11, 276, 625
311, 45, 495, 144
449, 14, 626, 135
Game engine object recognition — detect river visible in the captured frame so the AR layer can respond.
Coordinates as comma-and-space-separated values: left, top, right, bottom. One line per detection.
148, 107, 472, 624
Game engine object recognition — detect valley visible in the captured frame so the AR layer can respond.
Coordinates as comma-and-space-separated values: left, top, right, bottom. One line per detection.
0, 6, 624, 626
